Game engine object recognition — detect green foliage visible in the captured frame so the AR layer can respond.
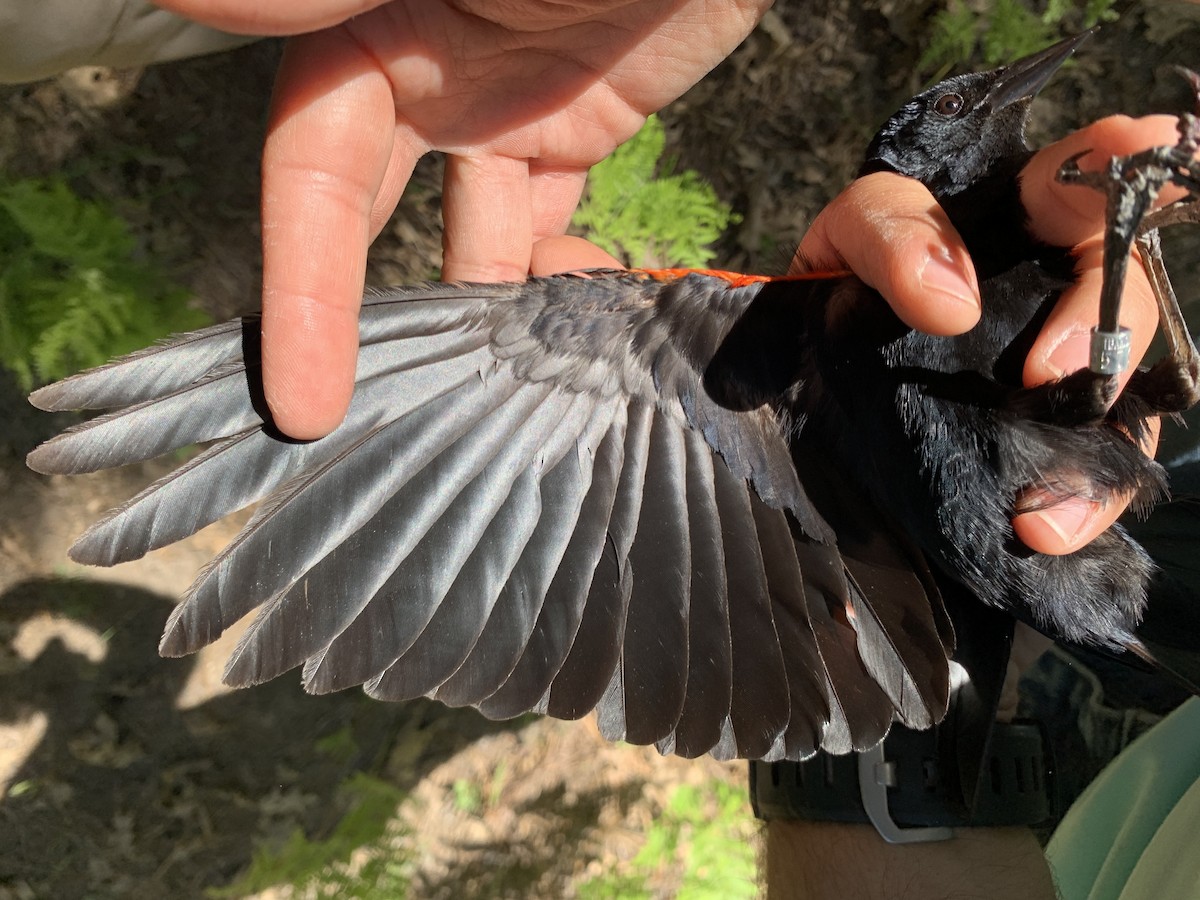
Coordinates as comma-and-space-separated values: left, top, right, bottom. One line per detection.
576, 780, 758, 899
572, 116, 739, 269
919, 3, 981, 76
452, 760, 509, 815
919, 0, 1119, 76
7, 779, 36, 799
313, 853, 415, 899
211, 772, 408, 898
452, 778, 483, 814
980, 0, 1060, 65
315, 726, 359, 764
0, 176, 209, 390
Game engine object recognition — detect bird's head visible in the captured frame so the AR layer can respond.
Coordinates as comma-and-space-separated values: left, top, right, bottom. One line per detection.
861, 31, 1094, 198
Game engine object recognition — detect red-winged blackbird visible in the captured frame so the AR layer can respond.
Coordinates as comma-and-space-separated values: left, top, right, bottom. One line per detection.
26, 34, 1200, 761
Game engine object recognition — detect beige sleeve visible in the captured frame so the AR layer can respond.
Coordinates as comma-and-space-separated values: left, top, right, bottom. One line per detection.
0, 0, 259, 84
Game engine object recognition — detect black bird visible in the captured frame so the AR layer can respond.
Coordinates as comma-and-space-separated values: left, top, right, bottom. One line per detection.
26, 35, 1200, 762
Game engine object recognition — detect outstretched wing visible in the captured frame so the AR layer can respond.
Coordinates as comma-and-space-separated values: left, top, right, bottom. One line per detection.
28, 269, 952, 760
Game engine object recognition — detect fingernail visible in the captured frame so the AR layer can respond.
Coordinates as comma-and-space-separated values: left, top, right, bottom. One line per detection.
1045, 330, 1092, 378
919, 247, 979, 309
1029, 498, 1096, 549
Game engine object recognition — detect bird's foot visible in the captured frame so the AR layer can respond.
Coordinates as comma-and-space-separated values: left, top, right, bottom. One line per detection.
1056, 67, 1200, 414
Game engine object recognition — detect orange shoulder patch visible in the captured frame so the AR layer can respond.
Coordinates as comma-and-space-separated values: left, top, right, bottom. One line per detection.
632, 267, 850, 288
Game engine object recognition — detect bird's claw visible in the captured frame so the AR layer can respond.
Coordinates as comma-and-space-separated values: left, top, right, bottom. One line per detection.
1055, 149, 1106, 189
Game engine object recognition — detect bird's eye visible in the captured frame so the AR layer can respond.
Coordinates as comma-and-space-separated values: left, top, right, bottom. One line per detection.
934, 92, 965, 116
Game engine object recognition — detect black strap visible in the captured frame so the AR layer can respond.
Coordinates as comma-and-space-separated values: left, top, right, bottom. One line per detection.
750, 592, 1054, 842
750, 719, 1051, 840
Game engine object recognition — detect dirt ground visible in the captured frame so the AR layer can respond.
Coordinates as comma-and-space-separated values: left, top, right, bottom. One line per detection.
1, 2, 1199, 897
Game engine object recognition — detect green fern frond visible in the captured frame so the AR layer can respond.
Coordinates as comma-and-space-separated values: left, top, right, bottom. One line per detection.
982, 0, 1058, 65
919, 0, 1120, 76
919, 2, 981, 77
0, 176, 209, 390
573, 116, 738, 269
210, 772, 408, 898
1082, 0, 1119, 27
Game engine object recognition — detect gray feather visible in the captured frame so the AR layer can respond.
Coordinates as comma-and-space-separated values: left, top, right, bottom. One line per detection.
27, 367, 265, 475
611, 412, 691, 745
28, 320, 248, 411
543, 400, 654, 721
468, 409, 627, 717
710, 452, 791, 758
365, 400, 615, 701
216, 371, 536, 686
749, 500, 831, 761
31, 272, 956, 763
160, 365, 521, 660
662, 428, 732, 759
68, 335, 498, 565
298, 389, 589, 694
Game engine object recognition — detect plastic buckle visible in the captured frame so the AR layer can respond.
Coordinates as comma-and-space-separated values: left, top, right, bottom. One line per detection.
857, 742, 955, 844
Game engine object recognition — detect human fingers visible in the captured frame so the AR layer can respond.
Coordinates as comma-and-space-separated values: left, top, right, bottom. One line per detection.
530, 235, 623, 276
441, 155, 535, 282
1022, 116, 1180, 391
529, 164, 591, 244
794, 172, 981, 336
440, 160, 591, 283
1012, 117, 1178, 553
1022, 240, 1159, 389
1021, 116, 1184, 387
260, 31, 401, 439
1021, 115, 1185, 248
1013, 416, 1161, 554
441, 151, 600, 280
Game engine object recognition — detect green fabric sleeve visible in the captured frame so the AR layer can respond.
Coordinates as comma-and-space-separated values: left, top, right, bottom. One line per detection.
0, 0, 256, 84
1047, 698, 1200, 900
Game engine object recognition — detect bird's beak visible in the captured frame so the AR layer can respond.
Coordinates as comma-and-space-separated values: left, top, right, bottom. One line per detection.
986, 29, 1095, 110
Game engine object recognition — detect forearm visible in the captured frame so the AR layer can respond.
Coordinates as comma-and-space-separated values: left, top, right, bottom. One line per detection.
765, 821, 1057, 900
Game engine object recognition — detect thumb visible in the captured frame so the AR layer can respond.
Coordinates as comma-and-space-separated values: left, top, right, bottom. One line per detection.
796, 172, 981, 336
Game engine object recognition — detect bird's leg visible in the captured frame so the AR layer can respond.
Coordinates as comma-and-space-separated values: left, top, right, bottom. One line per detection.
1054, 68, 1200, 418
1124, 222, 1200, 413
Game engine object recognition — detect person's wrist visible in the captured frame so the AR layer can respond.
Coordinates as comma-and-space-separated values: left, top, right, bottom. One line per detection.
764, 820, 1056, 900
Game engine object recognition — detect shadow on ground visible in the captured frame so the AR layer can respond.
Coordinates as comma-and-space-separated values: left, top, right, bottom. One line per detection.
0, 577, 516, 898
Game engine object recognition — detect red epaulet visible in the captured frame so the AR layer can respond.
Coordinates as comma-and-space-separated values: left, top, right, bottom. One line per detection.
631, 268, 851, 288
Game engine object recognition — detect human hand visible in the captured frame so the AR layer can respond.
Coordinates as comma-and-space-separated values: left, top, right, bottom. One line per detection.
795, 115, 1186, 556
155, 0, 769, 439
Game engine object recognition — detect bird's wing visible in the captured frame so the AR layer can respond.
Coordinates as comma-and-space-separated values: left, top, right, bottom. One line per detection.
28, 269, 951, 760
